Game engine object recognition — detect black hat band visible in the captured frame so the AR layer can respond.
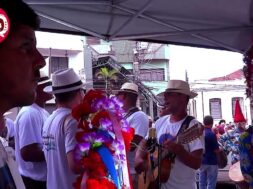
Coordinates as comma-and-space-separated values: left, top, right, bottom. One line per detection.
52, 80, 83, 91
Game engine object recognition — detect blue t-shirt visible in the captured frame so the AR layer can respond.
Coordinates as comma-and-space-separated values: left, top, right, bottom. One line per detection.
202, 127, 219, 165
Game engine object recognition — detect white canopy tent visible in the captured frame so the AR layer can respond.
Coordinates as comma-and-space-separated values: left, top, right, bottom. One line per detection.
25, 0, 253, 53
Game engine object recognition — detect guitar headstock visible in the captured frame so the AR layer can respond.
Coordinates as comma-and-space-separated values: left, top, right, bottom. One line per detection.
177, 123, 204, 144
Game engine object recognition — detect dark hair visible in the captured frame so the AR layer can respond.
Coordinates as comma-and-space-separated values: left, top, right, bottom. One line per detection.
203, 115, 213, 125
219, 119, 226, 125
55, 89, 81, 104
0, 0, 40, 31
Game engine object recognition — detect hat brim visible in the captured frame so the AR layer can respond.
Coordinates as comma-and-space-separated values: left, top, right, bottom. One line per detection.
44, 83, 85, 94
160, 89, 198, 99
3, 112, 12, 116
117, 89, 138, 95
38, 79, 51, 85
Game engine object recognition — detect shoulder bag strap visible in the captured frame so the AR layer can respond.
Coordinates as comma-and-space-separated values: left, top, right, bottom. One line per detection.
123, 107, 140, 119
176, 116, 195, 137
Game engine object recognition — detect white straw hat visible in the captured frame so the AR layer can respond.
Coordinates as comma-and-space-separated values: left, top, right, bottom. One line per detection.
43, 68, 84, 94
118, 82, 138, 95
161, 80, 197, 99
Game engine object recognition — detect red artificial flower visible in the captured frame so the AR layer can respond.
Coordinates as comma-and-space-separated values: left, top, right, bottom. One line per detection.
91, 110, 110, 128
77, 119, 91, 132
100, 178, 117, 189
72, 101, 92, 120
90, 166, 107, 178
82, 151, 106, 169
84, 89, 105, 104
72, 175, 82, 189
72, 89, 133, 188
86, 179, 101, 189
122, 127, 135, 151
88, 150, 102, 162
75, 131, 88, 142
86, 178, 117, 189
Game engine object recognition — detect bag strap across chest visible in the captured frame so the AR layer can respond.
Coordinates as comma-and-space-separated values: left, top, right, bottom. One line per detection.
124, 107, 140, 119
176, 115, 195, 137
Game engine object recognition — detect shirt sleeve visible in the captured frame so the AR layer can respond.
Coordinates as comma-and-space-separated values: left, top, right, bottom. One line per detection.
16, 110, 43, 149
63, 117, 78, 154
129, 112, 149, 138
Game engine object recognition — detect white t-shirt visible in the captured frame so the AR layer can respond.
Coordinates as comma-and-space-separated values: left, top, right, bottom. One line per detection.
126, 110, 149, 174
154, 115, 204, 189
42, 107, 78, 189
14, 103, 49, 181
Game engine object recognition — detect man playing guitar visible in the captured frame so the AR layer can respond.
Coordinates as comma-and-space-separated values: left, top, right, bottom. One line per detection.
135, 80, 204, 189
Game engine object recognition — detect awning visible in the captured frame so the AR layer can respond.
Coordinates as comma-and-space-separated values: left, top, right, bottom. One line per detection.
25, 0, 253, 53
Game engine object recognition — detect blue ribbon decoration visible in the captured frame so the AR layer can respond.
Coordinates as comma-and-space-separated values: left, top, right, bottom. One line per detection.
96, 145, 120, 189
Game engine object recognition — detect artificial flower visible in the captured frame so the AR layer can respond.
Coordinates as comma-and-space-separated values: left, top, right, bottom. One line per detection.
73, 89, 134, 189
91, 110, 110, 128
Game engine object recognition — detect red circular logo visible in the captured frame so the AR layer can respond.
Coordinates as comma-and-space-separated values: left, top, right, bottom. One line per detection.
0, 8, 10, 43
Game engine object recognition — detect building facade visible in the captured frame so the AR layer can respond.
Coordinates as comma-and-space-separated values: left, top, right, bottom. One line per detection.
190, 71, 251, 125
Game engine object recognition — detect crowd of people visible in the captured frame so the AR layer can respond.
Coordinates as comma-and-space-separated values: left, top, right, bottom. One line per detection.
196, 97, 253, 189
0, 1, 252, 189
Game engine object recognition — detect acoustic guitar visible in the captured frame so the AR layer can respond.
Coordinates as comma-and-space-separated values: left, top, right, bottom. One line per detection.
139, 123, 204, 189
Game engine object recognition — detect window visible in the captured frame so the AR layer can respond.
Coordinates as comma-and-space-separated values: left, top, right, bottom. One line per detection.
232, 97, 244, 116
209, 98, 222, 119
49, 57, 68, 75
139, 69, 165, 81
189, 99, 197, 118
140, 69, 164, 81
127, 68, 165, 81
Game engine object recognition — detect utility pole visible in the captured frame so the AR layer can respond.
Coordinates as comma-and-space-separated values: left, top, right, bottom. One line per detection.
81, 37, 93, 90
133, 41, 141, 81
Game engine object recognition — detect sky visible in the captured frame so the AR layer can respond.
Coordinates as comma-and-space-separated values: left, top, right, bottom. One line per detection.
169, 45, 244, 82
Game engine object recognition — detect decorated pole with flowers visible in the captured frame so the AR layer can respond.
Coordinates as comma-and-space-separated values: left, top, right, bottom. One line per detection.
72, 90, 134, 189
243, 41, 253, 100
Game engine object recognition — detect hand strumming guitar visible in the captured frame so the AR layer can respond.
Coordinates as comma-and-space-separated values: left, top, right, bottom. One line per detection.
163, 139, 185, 156
163, 138, 203, 170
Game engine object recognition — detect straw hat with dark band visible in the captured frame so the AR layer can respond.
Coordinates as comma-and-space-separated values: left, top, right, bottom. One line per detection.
44, 68, 84, 94
118, 82, 138, 95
